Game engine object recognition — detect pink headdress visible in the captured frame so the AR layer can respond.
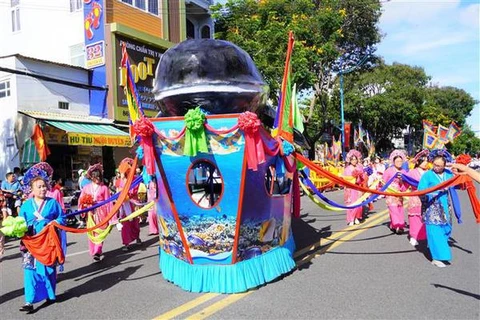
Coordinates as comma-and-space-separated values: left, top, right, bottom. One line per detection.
413, 149, 429, 163
86, 163, 103, 179
345, 149, 362, 163
389, 149, 407, 163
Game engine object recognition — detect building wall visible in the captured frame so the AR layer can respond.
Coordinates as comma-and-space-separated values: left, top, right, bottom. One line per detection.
0, 0, 85, 66
106, 0, 163, 38
15, 58, 90, 115
0, 58, 20, 178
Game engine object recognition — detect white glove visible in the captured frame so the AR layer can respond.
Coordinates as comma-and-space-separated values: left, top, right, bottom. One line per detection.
116, 223, 123, 231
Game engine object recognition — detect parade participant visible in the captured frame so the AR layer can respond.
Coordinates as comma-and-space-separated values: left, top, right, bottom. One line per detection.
79, 164, 114, 261
117, 158, 141, 251
383, 150, 408, 234
418, 150, 456, 268
2, 172, 21, 215
0, 192, 12, 259
405, 150, 429, 246
342, 150, 366, 225
19, 170, 65, 313
146, 179, 159, 235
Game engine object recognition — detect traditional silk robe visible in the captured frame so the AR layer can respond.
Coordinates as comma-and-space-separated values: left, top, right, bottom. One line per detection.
80, 183, 114, 256
343, 164, 366, 223
383, 166, 407, 229
117, 178, 140, 246
418, 169, 454, 261
405, 168, 427, 240
20, 197, 65, 304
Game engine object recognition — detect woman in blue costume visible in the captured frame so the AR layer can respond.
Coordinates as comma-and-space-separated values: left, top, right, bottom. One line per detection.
417, 151, 454, 268
19, 171, 65, 312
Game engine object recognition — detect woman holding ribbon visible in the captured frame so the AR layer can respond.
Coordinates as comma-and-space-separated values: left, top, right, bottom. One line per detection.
383, 150, 408, 234
418, 150, 456, 268
79, 164, 114, 261
19, 167, 65, 313
342, 150, 366, 226
405, 150, 429, 246
117, 158, 141, 251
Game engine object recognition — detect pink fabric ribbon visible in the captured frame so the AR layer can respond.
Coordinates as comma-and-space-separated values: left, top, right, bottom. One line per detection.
238, 112, 265, 171
133, 117, 156, 175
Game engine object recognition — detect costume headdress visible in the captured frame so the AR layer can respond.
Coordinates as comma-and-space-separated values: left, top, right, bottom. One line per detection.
389, 149, 406, 163
118, 158, 134, 175
86, 163, 103, 179
413, 149, 429, 163
345, 149, 362, 164
428, 149, 453, 163
22, 162, 53, 194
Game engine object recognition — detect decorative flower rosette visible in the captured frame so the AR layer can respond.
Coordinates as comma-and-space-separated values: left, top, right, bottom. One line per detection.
238, 111, 265, 171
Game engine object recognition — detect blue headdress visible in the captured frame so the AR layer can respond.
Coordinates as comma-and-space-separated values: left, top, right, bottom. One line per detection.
21, 162, 53, 194
428, 149, 453, 163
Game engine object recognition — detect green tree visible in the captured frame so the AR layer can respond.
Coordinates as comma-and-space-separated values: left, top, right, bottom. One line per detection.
212, 0, 383, 158
340, 62, 430, 153
448, 126, 480, 156
421, 86, 477, 127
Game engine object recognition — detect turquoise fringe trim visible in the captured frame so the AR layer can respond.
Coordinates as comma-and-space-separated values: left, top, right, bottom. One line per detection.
159, 236, 296, 293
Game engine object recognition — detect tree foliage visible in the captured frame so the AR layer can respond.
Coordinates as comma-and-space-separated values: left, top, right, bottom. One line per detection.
448, 126, 480, 156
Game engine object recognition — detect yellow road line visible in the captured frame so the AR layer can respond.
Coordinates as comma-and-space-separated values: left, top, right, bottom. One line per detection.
153, 293, 219, 320
153, 209, 390, 320
296, 213, 390, 266
294, 209, 389, 259
184, 293, 252, 320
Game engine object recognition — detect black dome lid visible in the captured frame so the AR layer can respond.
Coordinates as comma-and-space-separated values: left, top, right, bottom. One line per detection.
152, 39, 269, 116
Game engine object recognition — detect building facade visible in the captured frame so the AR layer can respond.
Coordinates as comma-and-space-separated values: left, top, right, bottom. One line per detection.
0, 0, 214, 180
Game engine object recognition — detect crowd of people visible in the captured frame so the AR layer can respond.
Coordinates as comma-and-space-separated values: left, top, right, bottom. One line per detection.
342, 148, 480, 269
0, 158, 159, 313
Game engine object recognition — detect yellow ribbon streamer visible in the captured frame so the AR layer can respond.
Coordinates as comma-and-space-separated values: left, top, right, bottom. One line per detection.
86, 202, 155, 244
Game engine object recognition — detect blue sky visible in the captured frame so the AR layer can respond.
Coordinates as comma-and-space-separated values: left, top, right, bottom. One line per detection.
377, 0, 480, 135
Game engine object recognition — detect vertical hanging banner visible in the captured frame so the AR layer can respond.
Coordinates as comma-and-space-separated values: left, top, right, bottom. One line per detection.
83, 0, 107, 117
344, 122, 351, 150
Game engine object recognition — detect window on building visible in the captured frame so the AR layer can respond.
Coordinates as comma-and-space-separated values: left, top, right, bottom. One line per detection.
201, 25, 210, 39
186, 19, 195, 39
70, 0, 82, 12
121, 0, 159, 15
58, 101, 69, 110
11, 7, 20, 32
0, 81, 11, 98
70, 43, 85, 67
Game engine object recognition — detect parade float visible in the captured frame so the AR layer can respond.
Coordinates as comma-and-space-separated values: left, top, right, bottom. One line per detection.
3, 34, 479, 296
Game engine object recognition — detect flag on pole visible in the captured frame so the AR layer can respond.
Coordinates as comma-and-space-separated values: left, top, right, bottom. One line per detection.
437, 124, 449, 142
422, 119, 436, 133
422, 128, 438, 149
31, 124, 50, 161
446, 121, 462, 141
120, 43, 145, 139
274, 31, 295, 143
291, 83, 304, 133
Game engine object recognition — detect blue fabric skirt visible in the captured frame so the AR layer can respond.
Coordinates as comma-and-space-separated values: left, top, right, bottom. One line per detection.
24, 268, 57, 304
426, 223, 452, 261
159, 236, 296, 293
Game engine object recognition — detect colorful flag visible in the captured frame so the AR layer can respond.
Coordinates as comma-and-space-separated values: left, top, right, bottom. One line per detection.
422, 128, 438, 149
274, 31, 295, 143
447, 121, 462, 141
365, 131, 371, 149
31, 124, 50, 161
344, 122, 351, 150
358, 125, 365, 143
422, 119, 436, 133
353, 129, 359, 145
437, 124, 449, 142
291, 83, 304, 133
120, 43, 145, 139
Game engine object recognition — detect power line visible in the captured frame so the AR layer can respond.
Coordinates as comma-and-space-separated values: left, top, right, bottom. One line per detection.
0, 66, 107, 91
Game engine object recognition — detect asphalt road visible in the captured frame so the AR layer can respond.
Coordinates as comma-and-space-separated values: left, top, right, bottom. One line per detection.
1, 186, 479, 320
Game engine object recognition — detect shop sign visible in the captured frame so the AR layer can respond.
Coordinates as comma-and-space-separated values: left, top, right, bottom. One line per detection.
44, 126, 132, 147
114, 35, 164, 122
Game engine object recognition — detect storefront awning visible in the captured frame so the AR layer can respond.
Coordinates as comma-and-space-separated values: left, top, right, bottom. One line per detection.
44, 120, 132, 147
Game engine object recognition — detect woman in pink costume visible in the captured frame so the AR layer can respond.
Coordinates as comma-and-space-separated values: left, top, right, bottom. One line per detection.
383, 150, 408, 234
146, 179, 159, 235
343, 150, 366, 226
79, 164, 114, 261
405, 150, 429, 246
117, 158, 141, 251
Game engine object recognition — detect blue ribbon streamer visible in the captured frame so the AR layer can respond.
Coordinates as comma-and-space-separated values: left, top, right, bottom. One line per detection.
300, 170, 396, 209
64, 176, 143, 218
